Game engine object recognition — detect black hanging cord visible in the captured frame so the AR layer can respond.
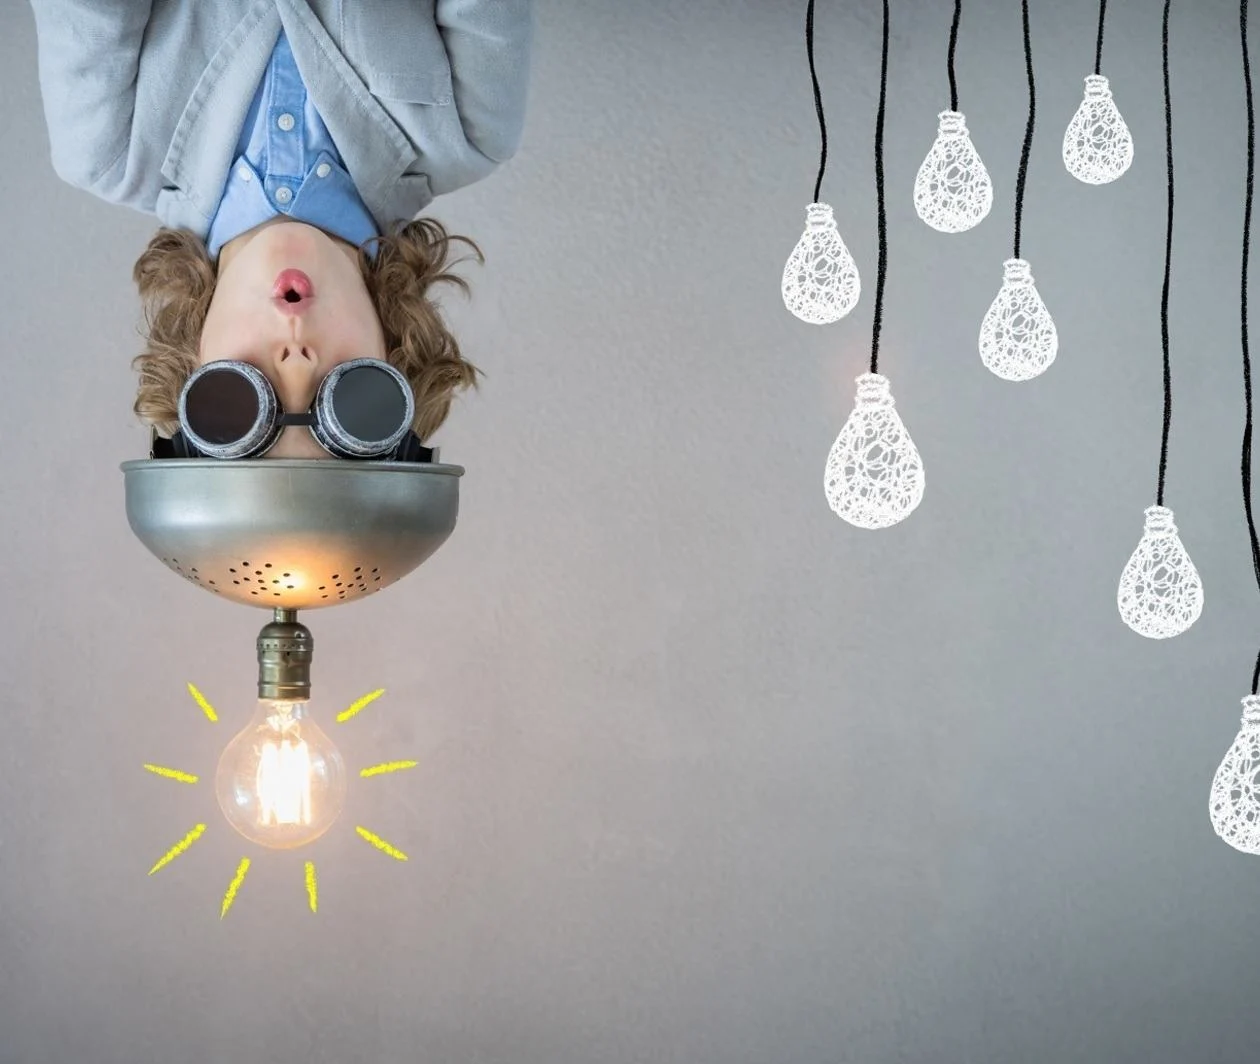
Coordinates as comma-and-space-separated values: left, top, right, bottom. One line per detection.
806, 0, 828, 203
1012, 0, 1036, 259
1240, 0, 1260, 692
947, 0, 962, 112
1156, 0, 1174, 507
870, 0, 891, 375
1094, 0, 1108, 76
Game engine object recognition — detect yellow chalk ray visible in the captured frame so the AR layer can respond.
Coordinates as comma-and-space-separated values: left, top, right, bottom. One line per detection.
305, 861, 318, 913
356, 825, 408, 861
359, 760, 418, 778
336, 688, 386, 724
148, 823, 207, 876
187, 682, 219, 723
220, 858, 251, 919
142, 763, 199, 784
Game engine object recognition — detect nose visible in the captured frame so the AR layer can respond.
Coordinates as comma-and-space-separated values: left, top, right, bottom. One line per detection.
263, 343, 326, 458
269, 343, 319, 410
277, 344, 314, 364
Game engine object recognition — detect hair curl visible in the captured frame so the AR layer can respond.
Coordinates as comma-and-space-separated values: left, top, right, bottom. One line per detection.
131, 219, 483, 441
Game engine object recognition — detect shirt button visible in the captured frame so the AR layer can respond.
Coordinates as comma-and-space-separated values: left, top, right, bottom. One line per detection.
315, 163, 331, 178
276, 112, 296, 132
237, 165, 252, 182
274, 186, 293, 204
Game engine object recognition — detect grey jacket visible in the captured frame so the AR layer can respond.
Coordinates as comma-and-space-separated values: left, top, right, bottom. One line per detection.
30, 0, 532, 235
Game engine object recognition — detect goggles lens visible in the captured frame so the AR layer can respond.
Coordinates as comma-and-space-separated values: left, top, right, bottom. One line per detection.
184, 367, 263, 445
330, 364, 410, 445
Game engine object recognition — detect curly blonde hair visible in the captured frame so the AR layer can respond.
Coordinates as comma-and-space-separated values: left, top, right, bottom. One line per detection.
131, 219, 483, 441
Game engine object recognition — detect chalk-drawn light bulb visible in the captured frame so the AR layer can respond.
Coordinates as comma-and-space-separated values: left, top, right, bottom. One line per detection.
913, 110, 993, 233
1062, 74, 1134, 185
1116, 505, 1203, 639
782, 202, 861, 324
979, 258, 1058, 381
215, 698, 347, 849
1210, 695, 1260, 855
824, 373, 924, 529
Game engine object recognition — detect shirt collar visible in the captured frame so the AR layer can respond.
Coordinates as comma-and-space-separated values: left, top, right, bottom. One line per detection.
206, 152, 379, 260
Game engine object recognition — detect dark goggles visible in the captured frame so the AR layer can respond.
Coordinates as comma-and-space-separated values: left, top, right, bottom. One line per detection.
175, 358, 416, 460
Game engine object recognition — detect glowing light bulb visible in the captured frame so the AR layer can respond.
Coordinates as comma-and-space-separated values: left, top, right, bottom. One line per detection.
1211, 695, 1260, 854
824, 373, 924, 529
781, 202, 861, 324
1116, 505, 1203, 639
978, 258, 1058, 381
913, 110, 993, 233
215, 698, 347, 849
1062, 74, 1134, 185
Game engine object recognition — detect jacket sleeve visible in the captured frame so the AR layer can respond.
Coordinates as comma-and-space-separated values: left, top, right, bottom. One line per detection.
28, 0, 154, 199
435, 0, 533, 164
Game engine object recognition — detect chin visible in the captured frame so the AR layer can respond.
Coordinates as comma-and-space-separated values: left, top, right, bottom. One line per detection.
255, 221, 328, 257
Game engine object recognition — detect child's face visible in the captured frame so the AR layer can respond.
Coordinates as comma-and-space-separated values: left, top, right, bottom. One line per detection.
200, 220, 388, 458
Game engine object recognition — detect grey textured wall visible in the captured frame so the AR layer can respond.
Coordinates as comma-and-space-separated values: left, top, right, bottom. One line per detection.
2, 1, 1258, 1061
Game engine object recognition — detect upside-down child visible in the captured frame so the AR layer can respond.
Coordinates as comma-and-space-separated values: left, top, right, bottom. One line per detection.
31, 0, 532, 458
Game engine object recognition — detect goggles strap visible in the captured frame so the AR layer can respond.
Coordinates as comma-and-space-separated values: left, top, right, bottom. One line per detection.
278, 412, 317, 428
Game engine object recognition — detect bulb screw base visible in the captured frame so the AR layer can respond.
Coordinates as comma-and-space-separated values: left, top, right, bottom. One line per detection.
257, 608, 313, 701
1083, 73, 1112, 99
805, 202, 835, 227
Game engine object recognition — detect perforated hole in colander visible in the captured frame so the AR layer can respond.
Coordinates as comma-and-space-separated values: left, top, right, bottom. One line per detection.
164, 557, 223, 594
163, 555, 389, 607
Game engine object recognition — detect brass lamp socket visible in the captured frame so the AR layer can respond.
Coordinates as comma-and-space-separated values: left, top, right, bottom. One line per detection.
257, 608, 313, 701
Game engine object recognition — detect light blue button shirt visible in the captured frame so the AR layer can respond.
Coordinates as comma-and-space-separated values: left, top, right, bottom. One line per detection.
206, 31, 379, 259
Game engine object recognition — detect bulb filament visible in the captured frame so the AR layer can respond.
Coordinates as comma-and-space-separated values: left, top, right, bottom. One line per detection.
257, 739, 313, 825
257, 704, 314, 827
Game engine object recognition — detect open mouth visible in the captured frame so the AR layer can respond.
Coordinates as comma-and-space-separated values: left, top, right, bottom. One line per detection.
272, 269, 314, 301
272, 269, 314, 315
